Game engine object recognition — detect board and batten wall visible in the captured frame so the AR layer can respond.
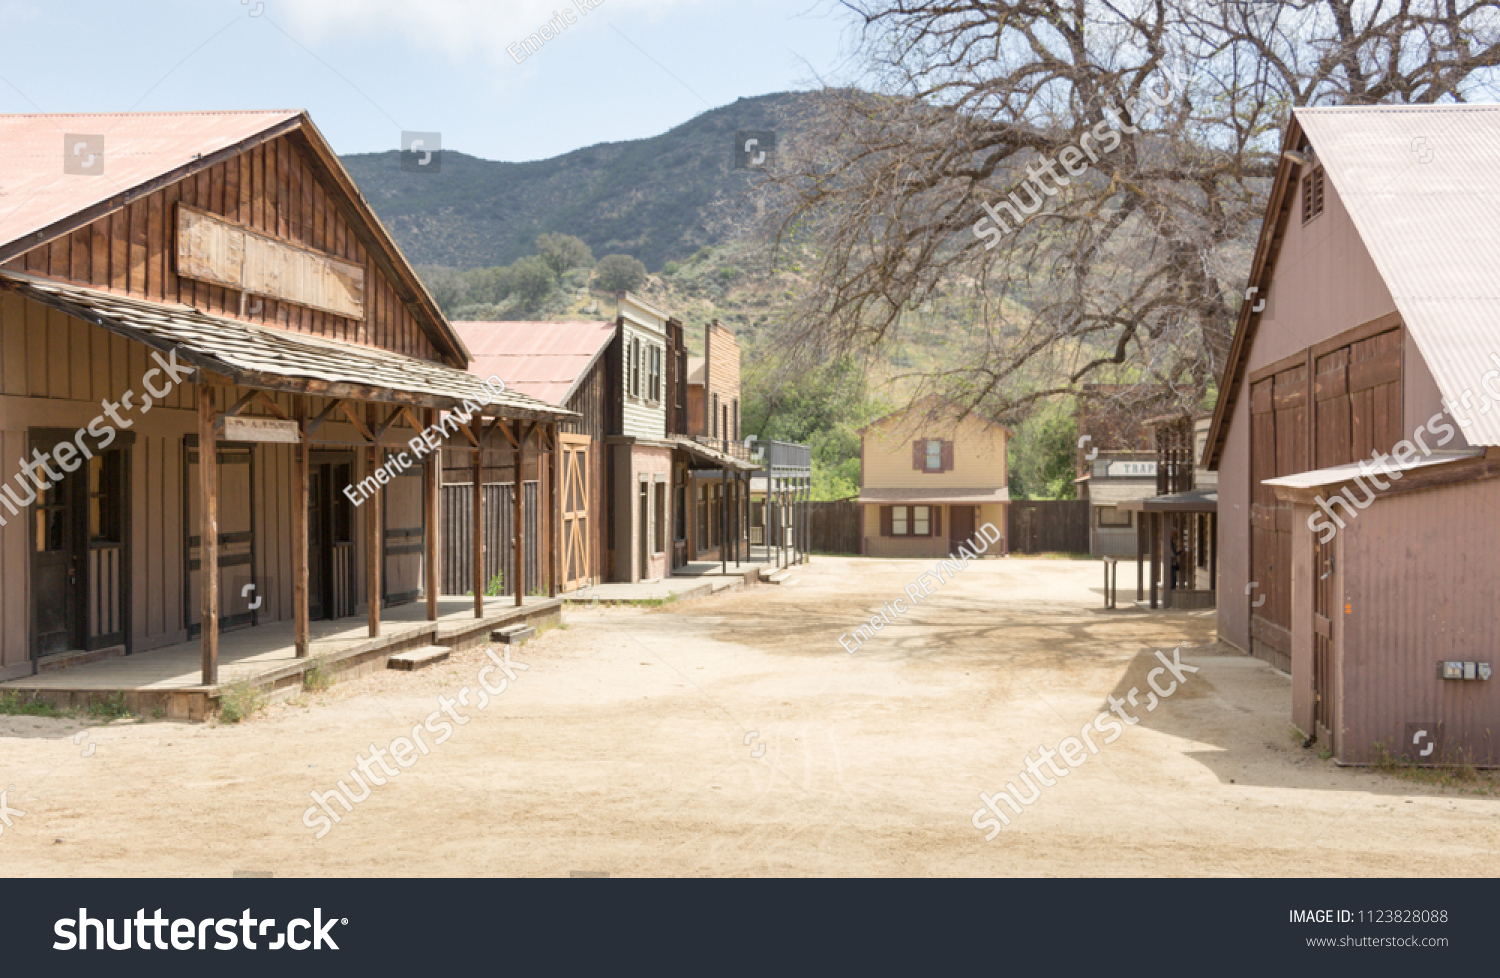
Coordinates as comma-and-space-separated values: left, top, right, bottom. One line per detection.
0, 291, 400, 676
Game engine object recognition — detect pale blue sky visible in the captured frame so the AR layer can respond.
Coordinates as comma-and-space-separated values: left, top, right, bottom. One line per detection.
0, 0, 855, 161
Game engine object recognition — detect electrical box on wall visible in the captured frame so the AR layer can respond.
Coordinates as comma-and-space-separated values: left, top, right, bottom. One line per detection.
1438, 661, 1491, 681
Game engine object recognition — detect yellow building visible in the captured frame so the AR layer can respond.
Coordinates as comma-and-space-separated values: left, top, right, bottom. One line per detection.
856, 402, 1010, 558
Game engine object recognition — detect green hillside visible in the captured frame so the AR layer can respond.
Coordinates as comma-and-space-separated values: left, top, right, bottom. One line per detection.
341, 92, 812, 271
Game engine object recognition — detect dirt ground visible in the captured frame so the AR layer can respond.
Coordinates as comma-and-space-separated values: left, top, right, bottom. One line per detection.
2, 555, 1496, 877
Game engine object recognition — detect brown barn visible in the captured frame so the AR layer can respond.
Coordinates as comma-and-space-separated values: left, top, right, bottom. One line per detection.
0, 111, 570, 714
1205, 104, 1500, 764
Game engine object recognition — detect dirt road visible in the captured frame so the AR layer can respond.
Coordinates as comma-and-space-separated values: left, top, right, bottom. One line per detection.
2, 556, 1494, 876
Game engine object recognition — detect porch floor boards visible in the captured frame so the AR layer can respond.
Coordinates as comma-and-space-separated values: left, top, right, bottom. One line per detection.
1, 596, 557, 693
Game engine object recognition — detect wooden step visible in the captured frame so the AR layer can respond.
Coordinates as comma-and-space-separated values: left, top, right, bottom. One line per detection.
387, 645, 451, 671
491, 624, 535, 646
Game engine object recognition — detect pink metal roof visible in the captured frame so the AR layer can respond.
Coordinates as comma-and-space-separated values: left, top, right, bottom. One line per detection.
454, 320, 615, 406
0, 110, 301, 253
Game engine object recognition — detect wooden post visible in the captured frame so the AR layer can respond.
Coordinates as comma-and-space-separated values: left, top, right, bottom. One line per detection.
198, 382, 219, 686
514, 422, 526, 607
425, 407, 439, 622
1136, 512, 1145, 601
366, 404, 381, 639
294, 396, 310, 657
473, 426, 484, 619
548, 422, 559, 598
720, 466, 728, 574
1210, 512, 1218, 592
1148, 511, 1159, 610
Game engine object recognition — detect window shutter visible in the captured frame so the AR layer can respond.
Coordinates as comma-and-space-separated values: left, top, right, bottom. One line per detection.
941, 440, 954, 472
880, 506, 892, 536
912, 441, 924, 470
932, 506, 942, 537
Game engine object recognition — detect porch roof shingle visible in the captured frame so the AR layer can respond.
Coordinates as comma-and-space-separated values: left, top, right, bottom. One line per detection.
0, 271, 575, 421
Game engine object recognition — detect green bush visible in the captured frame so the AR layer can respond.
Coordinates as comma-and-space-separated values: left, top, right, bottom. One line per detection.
594, 254, 648, 293
218, 681, 266, 724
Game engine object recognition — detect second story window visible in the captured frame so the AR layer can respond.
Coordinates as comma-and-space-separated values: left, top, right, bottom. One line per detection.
925, 439, 942, 471
650, 345, 661, 402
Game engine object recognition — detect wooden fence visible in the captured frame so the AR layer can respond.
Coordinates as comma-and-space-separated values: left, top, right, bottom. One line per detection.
808, 500, 862, 554
1007, 500, 1090, 554
440, 481, 541, 597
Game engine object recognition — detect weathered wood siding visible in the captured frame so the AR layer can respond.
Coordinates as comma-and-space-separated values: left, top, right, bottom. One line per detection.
0, 131, 443, 363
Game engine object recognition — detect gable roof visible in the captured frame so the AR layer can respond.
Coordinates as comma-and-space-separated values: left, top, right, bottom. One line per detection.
1206, 103, 1500, 467
857, 396, 1014, 438
454, 320, 615, 407
0, 110, 467, 366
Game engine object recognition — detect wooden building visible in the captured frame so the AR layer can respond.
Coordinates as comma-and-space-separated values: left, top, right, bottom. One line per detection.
1073, 384, 1177, 557
1204, 104, 1500, 764
452, 298, 756, 588
0, 111, 570, 688
857, 400, 1010, 558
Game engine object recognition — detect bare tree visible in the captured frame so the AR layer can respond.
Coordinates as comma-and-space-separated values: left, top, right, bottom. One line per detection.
750, 0, 1500, 423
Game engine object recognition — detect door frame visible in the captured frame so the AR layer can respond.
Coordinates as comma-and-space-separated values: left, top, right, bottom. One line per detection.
28, 428, 133, 659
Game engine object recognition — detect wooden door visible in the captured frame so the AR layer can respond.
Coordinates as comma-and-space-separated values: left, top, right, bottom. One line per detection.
186, 442, 254, 636
31, 457, 83, 656
949, 504, 974, 554
1249, 363, 1307, 670
638, 481, 649, 580
1312, 529, 1336, 750
559, 435, 592, 591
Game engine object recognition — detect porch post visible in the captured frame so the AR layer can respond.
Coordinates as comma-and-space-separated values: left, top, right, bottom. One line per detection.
548, 422, 559, 598
721, 465, 728, 574
514, 421, 526, 607
1149, 511, 1159, 610
197, 381, 219, 686
1136, 512, 1145, 601
425, 407, 439, 622
473, 424, 484, 618
294, 396, 310, 656
366, 403, 381, 639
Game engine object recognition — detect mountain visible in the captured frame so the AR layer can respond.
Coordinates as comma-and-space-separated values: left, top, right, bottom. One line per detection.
340, 91, 816, 272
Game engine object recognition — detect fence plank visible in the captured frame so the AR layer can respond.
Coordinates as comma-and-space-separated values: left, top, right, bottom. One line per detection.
808, 500, 862, 554
1007, 500, 1090, 554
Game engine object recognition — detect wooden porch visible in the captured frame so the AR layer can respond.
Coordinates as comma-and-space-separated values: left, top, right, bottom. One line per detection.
0, 594, 562, 720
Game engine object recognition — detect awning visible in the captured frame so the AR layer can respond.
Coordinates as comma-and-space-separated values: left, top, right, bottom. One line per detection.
1086, 482, 1159, 506
1118, 488, 1217, 513
1, 271, 575, 422
673, 436, 759, 472
855, 487, 1010, 505
1261, 451, 1481, 490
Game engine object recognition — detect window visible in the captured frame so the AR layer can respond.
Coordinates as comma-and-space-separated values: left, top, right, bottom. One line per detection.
913, 438, 952, 472
712, 393, 720, 438
1302, 165, 1324, 224
1097, 506, 1132, 528
88, 452, 124, 543
733, 400, 739, 441
654, 482, 666, 553
675, 482, 687, 542
650, 346, 661, 402
886, 505, 934, 537
628, 338, 640, 397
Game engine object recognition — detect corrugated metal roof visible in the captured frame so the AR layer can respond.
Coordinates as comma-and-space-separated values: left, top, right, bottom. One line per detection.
0, 110, 300, 253
454, 320, 614, 407
1296, 104, 1500, 448
2, 271, 574, 420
